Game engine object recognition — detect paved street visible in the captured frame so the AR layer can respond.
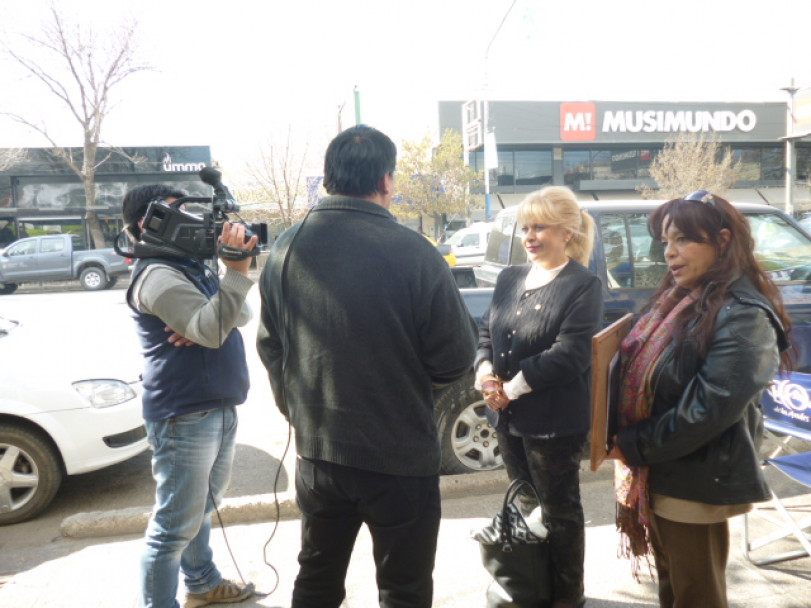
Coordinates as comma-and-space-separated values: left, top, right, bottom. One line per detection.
1, 285, 810, 607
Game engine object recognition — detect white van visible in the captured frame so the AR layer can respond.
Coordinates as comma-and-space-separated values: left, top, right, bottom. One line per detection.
445, 222, 493, 266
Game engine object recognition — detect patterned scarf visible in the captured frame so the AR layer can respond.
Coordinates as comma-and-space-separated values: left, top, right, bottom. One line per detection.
614, 286, 699, 578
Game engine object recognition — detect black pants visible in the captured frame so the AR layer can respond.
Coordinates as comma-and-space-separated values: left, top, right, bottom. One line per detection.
292, 457, 441, 608
499, 432, 587, 605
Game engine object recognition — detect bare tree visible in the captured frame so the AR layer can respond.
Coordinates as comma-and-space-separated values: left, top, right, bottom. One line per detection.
1, 5, 150, 247
0, 148, 27, 171
639, 132, 740, 200
242, 127, 316, 229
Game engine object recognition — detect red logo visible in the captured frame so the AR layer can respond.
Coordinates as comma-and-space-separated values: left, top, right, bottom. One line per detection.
560, 103, 596, 141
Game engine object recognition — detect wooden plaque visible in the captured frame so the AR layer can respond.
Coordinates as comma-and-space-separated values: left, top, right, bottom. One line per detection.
590, 313, 634, 472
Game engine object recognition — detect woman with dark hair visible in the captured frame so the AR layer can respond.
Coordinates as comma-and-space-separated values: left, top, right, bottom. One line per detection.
609, 190, 793, 608
476, 186, 603, 608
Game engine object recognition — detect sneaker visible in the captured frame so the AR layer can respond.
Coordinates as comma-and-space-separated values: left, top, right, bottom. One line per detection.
184, 580, 255, 608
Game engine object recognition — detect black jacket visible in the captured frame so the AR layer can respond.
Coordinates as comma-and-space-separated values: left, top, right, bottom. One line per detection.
477, 261, 603, 438
256, 196, 478, 477
617, 276, 789, 505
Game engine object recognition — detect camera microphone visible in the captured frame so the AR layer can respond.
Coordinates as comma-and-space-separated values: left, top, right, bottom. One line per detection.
200, 167, 239, 212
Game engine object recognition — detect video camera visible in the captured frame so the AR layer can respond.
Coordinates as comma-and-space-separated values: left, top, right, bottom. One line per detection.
138, 167, 268, 261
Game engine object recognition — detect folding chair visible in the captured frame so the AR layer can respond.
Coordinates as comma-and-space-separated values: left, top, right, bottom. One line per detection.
743, 377, 811, 566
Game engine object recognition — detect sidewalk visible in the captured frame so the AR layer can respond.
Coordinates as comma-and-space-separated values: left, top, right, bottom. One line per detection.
1, 465, 809, 608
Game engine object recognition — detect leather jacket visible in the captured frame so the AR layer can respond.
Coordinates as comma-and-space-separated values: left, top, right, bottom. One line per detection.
617, 276, 789, 505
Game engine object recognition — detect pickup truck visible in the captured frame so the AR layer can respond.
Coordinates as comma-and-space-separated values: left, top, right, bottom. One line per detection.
0, 234, 132, 294
437, 200, 811, 474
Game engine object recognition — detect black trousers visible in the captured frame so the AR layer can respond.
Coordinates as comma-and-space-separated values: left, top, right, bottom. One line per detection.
499, 432, 587, 605
292, 457, 441, 608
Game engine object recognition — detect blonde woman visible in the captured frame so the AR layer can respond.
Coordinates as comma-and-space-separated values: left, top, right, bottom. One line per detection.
476, 186, 603, 608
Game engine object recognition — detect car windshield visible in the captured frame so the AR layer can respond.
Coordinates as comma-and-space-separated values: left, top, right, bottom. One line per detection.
748, 213, 811, 282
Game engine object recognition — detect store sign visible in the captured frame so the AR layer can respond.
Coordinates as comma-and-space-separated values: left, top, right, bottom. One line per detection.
560, 102, 597, 141
560, 103, 758, 141
602, 109, 757, 134
161, 153, 206, 172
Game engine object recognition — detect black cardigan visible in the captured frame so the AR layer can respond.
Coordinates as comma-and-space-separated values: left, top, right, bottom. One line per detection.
477, 261, 603, 438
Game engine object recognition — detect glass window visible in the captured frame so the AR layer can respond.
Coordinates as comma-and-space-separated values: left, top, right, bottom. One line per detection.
597, 213, 667, 290
599, 214, 632, 288
487, 214, 515, 266
497, 150, 514, 186
638, 149, 655, 178
563, 151, 590, 185
732, 148, 761, 182
40, 238, 65, 253
591, 150, 612, 180
7, 240, 35, 256
761, 147, 784, 181
627, 213, 666, 288
797, 147, 811, 182
514, 151, 552, 186
748, 213, 811, 283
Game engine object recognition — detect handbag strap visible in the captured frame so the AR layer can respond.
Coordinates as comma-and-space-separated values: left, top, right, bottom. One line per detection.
500, 479, 543, 550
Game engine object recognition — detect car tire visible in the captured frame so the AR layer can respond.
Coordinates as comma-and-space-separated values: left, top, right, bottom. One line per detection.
79, 267, 108, 291
0, 424, 64, 525
436, 377, 503, 474
0, 283, 18, 295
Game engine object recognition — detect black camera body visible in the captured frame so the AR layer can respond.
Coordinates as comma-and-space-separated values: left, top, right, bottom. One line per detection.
140, 197, 268, 260
138, 167, 268, 260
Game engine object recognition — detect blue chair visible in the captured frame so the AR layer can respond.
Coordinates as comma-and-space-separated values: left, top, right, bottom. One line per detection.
743, 376, 811, 566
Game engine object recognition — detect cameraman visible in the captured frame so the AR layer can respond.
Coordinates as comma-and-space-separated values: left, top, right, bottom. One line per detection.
121, 184, 256, 608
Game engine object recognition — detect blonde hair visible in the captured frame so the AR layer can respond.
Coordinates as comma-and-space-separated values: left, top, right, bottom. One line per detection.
516, 186, 595, 266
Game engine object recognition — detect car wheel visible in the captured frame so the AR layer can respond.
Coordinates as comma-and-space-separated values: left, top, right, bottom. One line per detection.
0, 283, 18, 295
436, 378, 503, 474
79, 267, 108, 291
0, 425, 64, 525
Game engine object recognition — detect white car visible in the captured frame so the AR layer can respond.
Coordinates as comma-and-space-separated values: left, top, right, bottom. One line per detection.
0, 314, 148, 525
446, 222, 493, 266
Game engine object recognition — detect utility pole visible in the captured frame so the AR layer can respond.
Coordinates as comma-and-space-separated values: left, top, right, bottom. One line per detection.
354, 86, 362, 125
481, 0, 517, 220
782, 78, 799, 216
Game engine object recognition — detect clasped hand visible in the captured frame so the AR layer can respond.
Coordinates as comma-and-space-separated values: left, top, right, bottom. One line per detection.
481, 375, 510, 411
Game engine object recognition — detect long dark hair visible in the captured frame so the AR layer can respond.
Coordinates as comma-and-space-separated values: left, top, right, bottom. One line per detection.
647, 193, 792, 371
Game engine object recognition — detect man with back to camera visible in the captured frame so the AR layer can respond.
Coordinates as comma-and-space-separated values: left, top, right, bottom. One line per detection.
121, 184, 256, 608
256, 124, 478, 608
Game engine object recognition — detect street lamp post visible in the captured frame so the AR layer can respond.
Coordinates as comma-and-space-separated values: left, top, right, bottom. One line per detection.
782, 79, 799, 216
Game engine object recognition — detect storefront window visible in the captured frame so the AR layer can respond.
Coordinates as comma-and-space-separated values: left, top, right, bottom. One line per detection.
514, 151, 552, 186
564, 150, 590, 185
732, 148, 761, 182
497, 151, 514, 186
761, 147, 784, 181
797, 147, 811, 182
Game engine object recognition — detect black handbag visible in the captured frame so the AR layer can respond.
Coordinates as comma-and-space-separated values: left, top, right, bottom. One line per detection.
475, 479, 552, 608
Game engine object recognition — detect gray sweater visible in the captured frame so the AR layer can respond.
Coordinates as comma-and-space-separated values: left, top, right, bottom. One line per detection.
257, 196, 478, 476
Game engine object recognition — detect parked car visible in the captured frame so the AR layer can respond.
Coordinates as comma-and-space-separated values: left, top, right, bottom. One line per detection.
423, 234, 456, 267
436, 200, 811, 474
0, 234, 132, 294
445, 222, 493, 266
0, 314, 148, 524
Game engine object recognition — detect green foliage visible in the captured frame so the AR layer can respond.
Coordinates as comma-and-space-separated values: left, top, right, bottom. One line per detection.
391, 129, 482, 222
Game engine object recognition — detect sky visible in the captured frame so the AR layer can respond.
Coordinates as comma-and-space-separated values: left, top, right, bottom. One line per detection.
1, 0, 811, 182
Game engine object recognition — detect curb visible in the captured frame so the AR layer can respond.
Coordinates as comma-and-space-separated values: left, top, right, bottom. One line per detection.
60, 471, 508, 540
60, 466, 613, 540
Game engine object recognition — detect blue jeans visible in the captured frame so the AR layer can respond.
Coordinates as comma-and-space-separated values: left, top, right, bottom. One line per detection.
140, 407, 237, 608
